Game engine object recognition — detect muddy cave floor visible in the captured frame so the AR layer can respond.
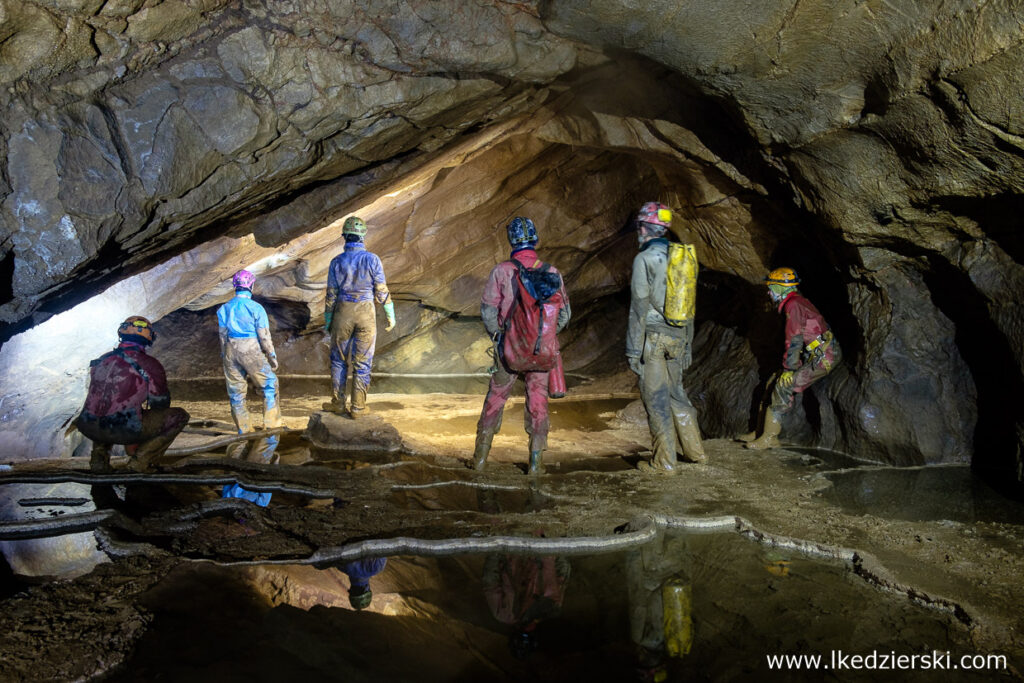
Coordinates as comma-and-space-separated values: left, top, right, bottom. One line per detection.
3, 380, 1024, 680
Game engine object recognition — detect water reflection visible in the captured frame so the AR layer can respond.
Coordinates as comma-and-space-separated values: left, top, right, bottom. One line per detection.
820, 465, 1024, 524
222, 433, 281, 507
482, 549, 571, 660
343, 557, 388, 610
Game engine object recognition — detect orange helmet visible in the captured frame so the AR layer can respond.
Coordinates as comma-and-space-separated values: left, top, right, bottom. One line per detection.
764, 267, 801, 287
117, 315, 156, 345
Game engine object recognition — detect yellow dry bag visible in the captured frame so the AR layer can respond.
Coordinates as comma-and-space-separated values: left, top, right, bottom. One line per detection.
662, 577, 693, 657
665, 243, 698, 326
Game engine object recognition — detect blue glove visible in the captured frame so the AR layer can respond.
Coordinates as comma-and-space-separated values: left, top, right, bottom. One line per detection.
383, 301, 396, 331
324, 311, 333, 331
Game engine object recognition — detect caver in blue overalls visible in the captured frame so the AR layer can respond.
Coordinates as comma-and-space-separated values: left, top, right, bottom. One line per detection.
218, 269, 281, 506
324, 216, 395, 418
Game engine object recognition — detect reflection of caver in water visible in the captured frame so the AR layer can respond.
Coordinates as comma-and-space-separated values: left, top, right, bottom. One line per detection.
76, 316, 190, 472
218, 270, 281, 506
740, 268, 843, 449
627, 202, 706, 475
482, 549, 571, 660
343, 557, 388, 610
626, 530, 694, 679
323, 216, 396, 419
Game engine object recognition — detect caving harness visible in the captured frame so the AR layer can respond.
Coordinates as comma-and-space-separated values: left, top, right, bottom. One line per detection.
803, 330, 835, 372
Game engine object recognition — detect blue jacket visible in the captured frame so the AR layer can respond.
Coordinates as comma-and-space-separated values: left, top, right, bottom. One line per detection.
217, 290, 269, 338
326, 242, 390, 310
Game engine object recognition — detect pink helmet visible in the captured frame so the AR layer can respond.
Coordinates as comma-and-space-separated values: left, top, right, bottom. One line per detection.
232, 269, 256, 290
637, 202, 672, 228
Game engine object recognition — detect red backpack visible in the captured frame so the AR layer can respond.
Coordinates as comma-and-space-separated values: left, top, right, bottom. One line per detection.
502, 260, 564, 372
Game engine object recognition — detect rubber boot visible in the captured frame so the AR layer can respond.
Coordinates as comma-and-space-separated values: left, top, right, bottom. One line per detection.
528, 450, 545, 476
637, 459, 678, 476
321, 398, 346, 415
350, 386, 368, 419
673, 407, 707, 464
89, 442, 112, 473
131, 429, 181, 472
744, 410, 782, 450
264, 403, 282, 430
472, 431, 494, 471
736, 430, 759, 443
676, 420, 707, 464
231, 403, 253, 434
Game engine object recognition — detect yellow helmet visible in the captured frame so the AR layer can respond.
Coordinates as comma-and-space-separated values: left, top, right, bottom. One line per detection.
764, 267, 801, 287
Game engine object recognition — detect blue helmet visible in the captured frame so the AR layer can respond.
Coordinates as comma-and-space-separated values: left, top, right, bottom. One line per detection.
506, 217, 538, 250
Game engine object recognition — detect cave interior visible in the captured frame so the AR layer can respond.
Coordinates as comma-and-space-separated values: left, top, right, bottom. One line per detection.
0, 1, 1023, 680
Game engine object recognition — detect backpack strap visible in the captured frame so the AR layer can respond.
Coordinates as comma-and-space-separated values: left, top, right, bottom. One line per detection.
110, 348, 152, 386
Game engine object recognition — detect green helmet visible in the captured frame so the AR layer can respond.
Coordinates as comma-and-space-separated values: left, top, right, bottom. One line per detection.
342, 216, 367, 238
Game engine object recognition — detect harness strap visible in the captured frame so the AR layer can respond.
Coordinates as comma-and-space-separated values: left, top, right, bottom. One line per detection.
804, 329, 834, 354
110, 348, 151, 385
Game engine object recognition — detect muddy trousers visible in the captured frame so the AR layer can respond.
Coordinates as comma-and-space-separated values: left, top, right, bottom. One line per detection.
476, 359, 550, 453
640, 331, 704, 468
767, 341, 843, 417
77, 407, 190, 470
223, 337, 281, 434
330, 300, 377, 413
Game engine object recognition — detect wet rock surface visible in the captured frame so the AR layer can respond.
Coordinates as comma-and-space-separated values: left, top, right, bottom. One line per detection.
306, 410, 403, 454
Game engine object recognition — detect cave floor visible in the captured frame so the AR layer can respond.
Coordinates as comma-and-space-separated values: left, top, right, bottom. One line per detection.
2, 389, 1023, 680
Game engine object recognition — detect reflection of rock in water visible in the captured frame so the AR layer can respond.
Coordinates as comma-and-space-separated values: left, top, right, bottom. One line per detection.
821, 465, 1024, 524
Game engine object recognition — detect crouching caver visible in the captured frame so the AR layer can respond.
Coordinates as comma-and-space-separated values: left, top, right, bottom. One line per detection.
76, 316, 190, 472
740, 267, 842, 449
472, 217, 570, 475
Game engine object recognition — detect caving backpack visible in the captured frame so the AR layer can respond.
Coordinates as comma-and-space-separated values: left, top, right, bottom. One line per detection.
502, 260, 564, 372
664, 243, 698, 326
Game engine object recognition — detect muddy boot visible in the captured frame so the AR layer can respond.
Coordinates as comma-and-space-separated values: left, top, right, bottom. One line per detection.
230, 403, 253, 434
674, 409, 707, 464
89, 443, 112, 473
528, 450, 545, 476
736, 430, 759, 443
264, 403, 282, 430
226, 439, 249, 459
349, 383, 369, 420
745, 410, 782, 450
131, 436, 174, 472
472, 431, 494, 471
321, 399, 346, 415
637, 459, 678, 476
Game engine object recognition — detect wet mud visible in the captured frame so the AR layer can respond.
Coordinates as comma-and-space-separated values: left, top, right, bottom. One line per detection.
1, 388, 1022, 680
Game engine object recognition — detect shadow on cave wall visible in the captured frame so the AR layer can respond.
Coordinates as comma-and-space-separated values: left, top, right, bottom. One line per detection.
155, 297, 315, 379
919, 254, 1024, 499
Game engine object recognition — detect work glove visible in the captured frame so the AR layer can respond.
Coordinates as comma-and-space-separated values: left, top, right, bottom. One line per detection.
323, 311, 333, 331
628, 356, 643, 376
777, 370, 794, 389
268, 354, 279, 372
383, 301, 396, 332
